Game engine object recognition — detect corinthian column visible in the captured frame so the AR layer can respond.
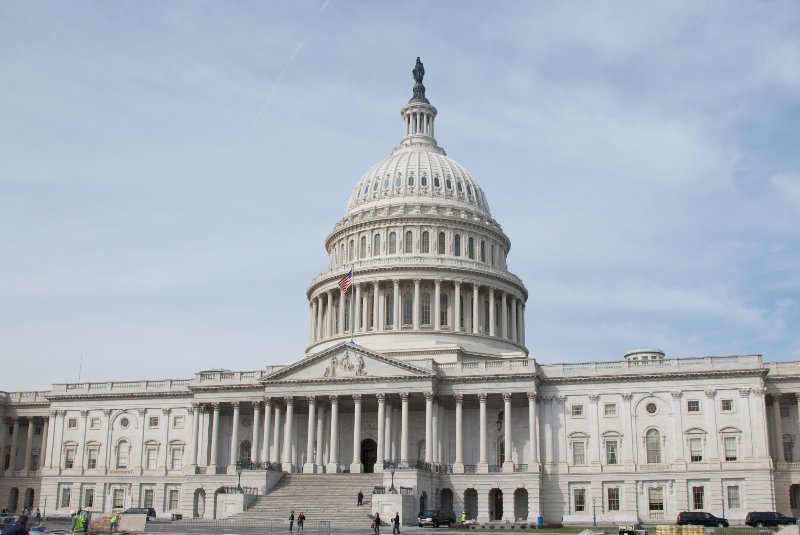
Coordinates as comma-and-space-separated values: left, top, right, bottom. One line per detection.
304, 397, 316, 473
528, 392, 539, 470
434, 280, 441, 331
354, 284, 362, 333
252, 402, 261, 464
478, 393, 488, 472
376, 394, 386, 471
502, 393, 513, 472
424, 393, 433, 463
327, 395, 339, 473
400, 393, 409, 462
209, 403, 220, 470
472, 285, 480, 334
413, 279, 421, 329
454, 281, 462, 332
454, 394, 464, 473
489, 289, 496, 336
351, 394, 363, 473
282, 397, 294, 471
262, 398, 272, 463
229, 402, 240, 468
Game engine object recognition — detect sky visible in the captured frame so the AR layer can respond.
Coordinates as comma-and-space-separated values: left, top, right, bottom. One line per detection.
1, 1, 799, 391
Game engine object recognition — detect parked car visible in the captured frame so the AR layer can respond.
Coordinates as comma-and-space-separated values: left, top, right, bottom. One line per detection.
745, 512, 798, 527
417, 509, 456, 528
676, 512, 729, 527
123, 507, 157, 521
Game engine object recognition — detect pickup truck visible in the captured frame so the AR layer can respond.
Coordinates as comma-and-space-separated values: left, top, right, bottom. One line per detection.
417, 509, 456, 528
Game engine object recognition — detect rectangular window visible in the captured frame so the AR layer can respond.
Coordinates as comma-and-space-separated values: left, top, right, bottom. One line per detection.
60, 487, 71, 508
692, 486, 705, 510
171, 447, 183, 470
34, 425, 42, 436
724, 437, 738, 461
781, 405, 791, 418
648, 487, 664, 511
689, 437, 703, 462
727, 486, 741, 509
572, 442, 586, 465
146, 448, 157, 470
168, 489, 180, 510
785, 440, 794, 463
87, 448, 98, 469
604, 403, 617, 417
573, 488, 586, 512
143, 488, 154, 508
571, 405, 584, 417
148, 416, 159, 428
113, 489, 124, 509
89, 417, 100, 430
67, 418, 78, 429
84, 488, 94, 508
172, 416, 184, 429
607, 488, 620, 511
687, 400, 700, 413
721, 399, 733, 412
64, 447, 76, 469
31, 453, 39, 468
606, 440, 618, 465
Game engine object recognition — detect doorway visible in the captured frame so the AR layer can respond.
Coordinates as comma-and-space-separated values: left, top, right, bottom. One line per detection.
489, 488, 503, 520
361, 439, 378, 473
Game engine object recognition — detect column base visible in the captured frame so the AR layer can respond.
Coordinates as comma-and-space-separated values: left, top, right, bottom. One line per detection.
303, 462, 315, 473
326, 463, 339, 473
502, 461, 514, 473
281, 462, 294, 472
207, 464, 217, 474
476, 462, 489, 474
527, 462, 541, 472
374, 462, 384, 473
350, 462, 364, 473
452, 462, 465, 474
227, 464, 237, 473
315, 464, 324, 473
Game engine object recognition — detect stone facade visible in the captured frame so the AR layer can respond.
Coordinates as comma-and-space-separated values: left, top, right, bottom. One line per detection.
2, 62, 799, 525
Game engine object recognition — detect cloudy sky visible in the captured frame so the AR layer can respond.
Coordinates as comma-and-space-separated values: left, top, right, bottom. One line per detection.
1, 1, 799, 390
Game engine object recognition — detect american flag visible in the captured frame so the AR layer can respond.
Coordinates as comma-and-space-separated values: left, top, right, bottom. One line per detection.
338, 269, 353, 293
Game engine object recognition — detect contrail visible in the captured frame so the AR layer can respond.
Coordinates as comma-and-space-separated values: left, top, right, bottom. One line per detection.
320, 0, 331, 11
241, 42, 304, 143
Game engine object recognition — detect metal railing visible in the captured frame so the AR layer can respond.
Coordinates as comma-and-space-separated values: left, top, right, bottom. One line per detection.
236, 461, 283, 472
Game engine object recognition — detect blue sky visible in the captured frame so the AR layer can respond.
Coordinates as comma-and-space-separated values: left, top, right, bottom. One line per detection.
1, 1, 798, 390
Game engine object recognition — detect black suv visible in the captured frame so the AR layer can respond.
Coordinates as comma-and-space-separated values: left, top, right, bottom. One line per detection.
676, 512, 729, 527
417, 509, 456, 528
123, 507, 157, 521
745, 512, 798, 527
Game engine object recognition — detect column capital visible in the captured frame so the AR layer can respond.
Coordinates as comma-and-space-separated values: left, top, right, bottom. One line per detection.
400, 393, 409, 401
413, 278, 421, 285
284, 396, 294, 405
210, 402, 220, 410
454, 280, 462, 288
376, 393, 385, 402
671, 390, 683, 399
162, 407, 172, 415
49, 410, 58, 417
752, 387, 766, 397
393, 278, 400, 284
621, 393, 633, 401
252, 401, 262, 410
198, 405, 208, 414
424, 392, 434, 401
434, 279, 442, 286
329, 395, 338, 404
473, 283, 481, 292
264, 396, 273, 405
739, 388, 752, 398
487, 287, 494, 296
704, 389, 717, 399
138, 408, 147, 416
502, 393, 512, 402
307, 396, 316, 404
527, 392, 538, 401
352, 394, 362, 402
454, 393, 463, 403
478, 393, 488, 403
79, 410, 88, 417
588, 394, 599, 403
555, 395, 567, 404
231, 401, 240, 408
373, 280, 380, 288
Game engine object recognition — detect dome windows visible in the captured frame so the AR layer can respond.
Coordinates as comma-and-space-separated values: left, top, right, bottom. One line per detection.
445, 177, 453, 190
467, 183, 474, 198
362, 183, 369, 196
382, 177, 390, 191
394, 174, 402, 188
404, 231, 413, 253
421, 174, 429, 187
373, 234, 381, 255
421, 231, 430, 253
437, 232, 445, 254
456, 180, 463, 193
388, 232, 397, 254
408, 174, 415, 187
433, 174, 441, 189
372, 179, 380, 192
454, 234, 461, 256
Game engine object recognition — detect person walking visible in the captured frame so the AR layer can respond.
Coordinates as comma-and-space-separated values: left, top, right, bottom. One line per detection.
297, 512, 305, 533
72, 509, 84, 533
110, 513, 119, 533
357, 490, 363, 506
288, 510, 294, 532
392, 511, 400, 535
0, 514, 28, 535
35, 509, 41, 523
81, 509, 89, 534
373, 512, 381, 535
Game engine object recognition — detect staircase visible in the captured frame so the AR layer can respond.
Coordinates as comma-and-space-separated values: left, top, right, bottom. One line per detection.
233, 473, 385, 528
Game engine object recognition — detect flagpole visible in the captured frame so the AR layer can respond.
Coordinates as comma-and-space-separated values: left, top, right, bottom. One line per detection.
349, 265, 354, 344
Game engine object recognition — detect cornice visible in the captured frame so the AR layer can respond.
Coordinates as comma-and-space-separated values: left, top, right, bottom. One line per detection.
46, 391, 192, 402
539, 367, 768, 385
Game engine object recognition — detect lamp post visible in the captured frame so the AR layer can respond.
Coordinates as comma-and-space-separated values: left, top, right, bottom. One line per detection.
235, 462, 243, 494
388, 462, 397, 494
592, 497, 597, 527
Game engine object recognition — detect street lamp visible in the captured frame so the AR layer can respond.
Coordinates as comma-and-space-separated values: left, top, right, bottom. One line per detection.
496, 414, 503, 433
592, 497, 597, 527
388, 462, 397, 494
235, 463, 243, 494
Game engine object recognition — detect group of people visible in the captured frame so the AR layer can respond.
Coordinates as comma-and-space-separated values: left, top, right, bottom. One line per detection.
287, 510, 306, 532
71, 508, 89, 533
358, 491, 400, 535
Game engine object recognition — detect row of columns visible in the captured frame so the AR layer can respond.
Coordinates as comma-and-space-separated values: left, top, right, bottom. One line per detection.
0, 416, 48, 474
191, 392, 539, 473
404, 108, 434, 138
309, 280, 526, 345
767, 393, 800, 465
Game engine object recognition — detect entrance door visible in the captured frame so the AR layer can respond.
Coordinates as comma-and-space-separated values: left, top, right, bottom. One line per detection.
489, 488, 503, 520
361, 439, 378, 473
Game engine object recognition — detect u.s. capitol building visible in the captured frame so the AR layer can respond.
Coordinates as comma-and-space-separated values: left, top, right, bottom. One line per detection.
2, 60, 800, 526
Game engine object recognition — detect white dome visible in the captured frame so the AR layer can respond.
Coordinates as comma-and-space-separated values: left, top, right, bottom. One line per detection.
346, 148, 492, 217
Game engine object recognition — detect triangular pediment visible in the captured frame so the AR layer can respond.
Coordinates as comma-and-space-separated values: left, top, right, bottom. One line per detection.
262, 342, 435, 383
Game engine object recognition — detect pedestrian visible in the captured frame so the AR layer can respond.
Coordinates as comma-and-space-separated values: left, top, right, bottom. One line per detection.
289, 510, 294, 532
373, 512, 381, 535
297, 512, 305, 533
0, 514, 28, 535
357, 490, 363, 506
72, 509, 84, 533
110, 513, 119, 534
35, 509, 41, 522
82, 509, 89, 534
392, 511, 400, 535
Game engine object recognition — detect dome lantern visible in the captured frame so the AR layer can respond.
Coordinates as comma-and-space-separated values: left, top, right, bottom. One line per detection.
395, 58, 444, 155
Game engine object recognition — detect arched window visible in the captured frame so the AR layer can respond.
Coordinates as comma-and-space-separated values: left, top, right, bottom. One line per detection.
385, 291, 394, 327
483, 299, 490, 333
491, 244, 495, 265
348, 240, 354, 262
438, 232, 446, 254
116, 440, 130, 469
454, 234, 461, 256
404, 231, 413, 253
388, 232, 397, 254
421, 231, 430, 253
373, 234, 381, 256
468, 237, 475, 259
360, 236, 367, 258
403, 291, 413, 326
421, 292, 431, 325
239, 440, 251, 463
480, 240, 486, 262
440, 294, 448, 326
646, 429, 661, 464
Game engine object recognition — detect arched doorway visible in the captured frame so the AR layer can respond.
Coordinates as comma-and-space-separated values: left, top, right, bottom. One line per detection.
440, 488, 454, 513
419, 491, 428, 514
489, 488, 503, 520
193, 489, 206, 519
8, 488, 19, 512
24, 488, 34, 510
361, 439, 377, 473
514, 488, 528, 522
463, 489, 478, 520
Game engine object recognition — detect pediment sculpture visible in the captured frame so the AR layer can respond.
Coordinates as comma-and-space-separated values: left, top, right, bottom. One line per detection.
323, 350, 366, 378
